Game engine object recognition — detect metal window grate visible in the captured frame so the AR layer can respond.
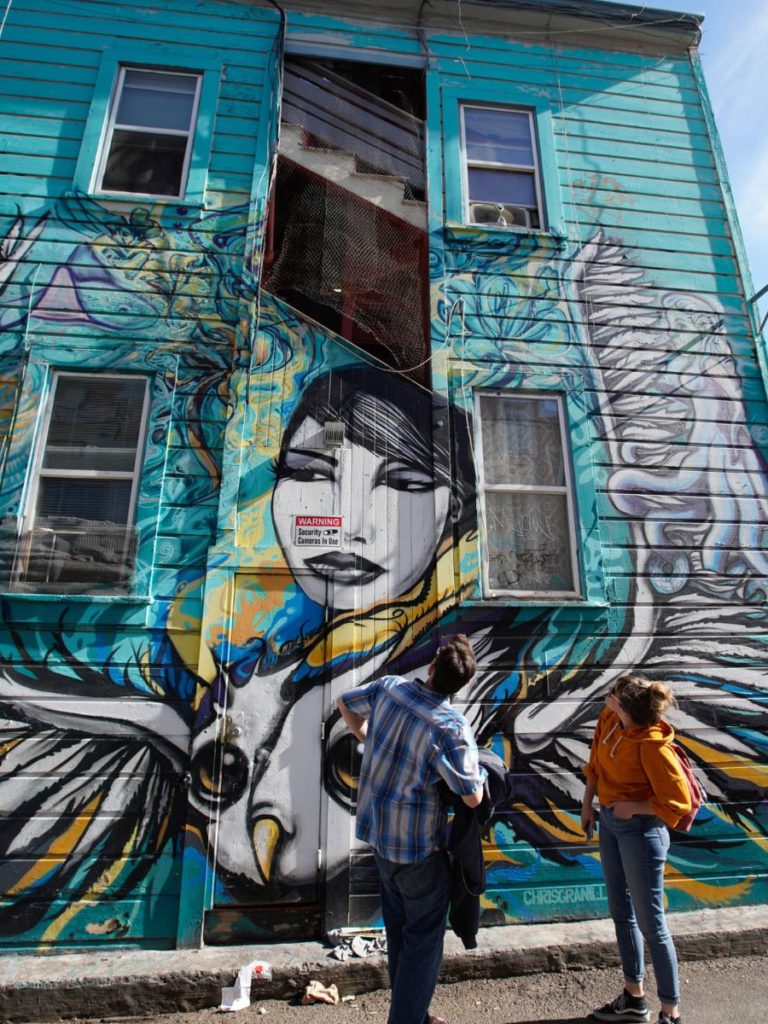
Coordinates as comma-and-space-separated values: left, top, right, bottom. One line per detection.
0, 516, 138, 594
323, 421, 346, 447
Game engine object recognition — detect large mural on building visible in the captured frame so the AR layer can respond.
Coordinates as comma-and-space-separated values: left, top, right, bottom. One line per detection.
0, 192, 251, 946
1, 186, 767, 948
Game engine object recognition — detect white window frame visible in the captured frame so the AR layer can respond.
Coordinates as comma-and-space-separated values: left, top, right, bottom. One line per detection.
93, 65, 203, 200
474, 390, 580, 599
23, 371, 150, 539
459, 103, 545, 231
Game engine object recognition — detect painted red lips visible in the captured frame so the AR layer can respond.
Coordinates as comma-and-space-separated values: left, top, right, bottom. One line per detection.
303, 551, 384, 585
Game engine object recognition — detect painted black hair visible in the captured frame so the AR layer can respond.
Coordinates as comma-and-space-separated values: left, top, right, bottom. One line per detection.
279, 366, 444, 478
277, 366, 476, 538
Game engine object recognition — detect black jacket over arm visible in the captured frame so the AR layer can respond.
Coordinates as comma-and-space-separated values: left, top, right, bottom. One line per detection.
439, 749, 516, 949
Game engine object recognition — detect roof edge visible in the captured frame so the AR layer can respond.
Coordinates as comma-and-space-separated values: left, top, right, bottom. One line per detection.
461, 0, 702, 31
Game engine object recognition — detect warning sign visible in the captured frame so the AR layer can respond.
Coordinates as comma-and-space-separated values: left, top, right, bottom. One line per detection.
293, 515, 342, 547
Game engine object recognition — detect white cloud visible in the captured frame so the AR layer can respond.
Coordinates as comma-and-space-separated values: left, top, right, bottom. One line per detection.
737, 145, 768, 234
698, 3, 768, 292
703, 4, 768, 132
735, 142, 768, 291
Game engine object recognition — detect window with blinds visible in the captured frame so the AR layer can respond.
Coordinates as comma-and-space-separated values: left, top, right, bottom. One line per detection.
1, 373, 149, 593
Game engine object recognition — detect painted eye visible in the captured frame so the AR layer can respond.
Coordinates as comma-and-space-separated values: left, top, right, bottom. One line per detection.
189, 741, 250, 811
290, 465, 334, 482
323, 731, 363, 814
377, 462, 435, 492
277, 450, 336, 483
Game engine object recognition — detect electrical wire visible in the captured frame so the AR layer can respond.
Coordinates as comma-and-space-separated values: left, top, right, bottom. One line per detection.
416, 0, 433, 68
251, 294, 466, 398
360, 295, 466, 383
0, 0, 14, 41
408, 2, 702, 55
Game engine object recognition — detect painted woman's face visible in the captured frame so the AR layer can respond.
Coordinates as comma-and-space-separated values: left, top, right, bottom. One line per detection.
273, 416, 451, 610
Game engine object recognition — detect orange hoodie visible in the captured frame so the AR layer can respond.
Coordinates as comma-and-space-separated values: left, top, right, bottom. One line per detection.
584, 707, 692, 829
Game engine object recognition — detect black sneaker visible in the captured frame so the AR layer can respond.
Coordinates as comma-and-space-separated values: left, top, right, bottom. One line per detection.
590, 990, 650, 1022
658, 1014, 681, 1024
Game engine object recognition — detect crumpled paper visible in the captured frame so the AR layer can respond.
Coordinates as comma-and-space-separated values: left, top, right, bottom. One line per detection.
219, 959, 272, 1012
300, 980, 340, 1005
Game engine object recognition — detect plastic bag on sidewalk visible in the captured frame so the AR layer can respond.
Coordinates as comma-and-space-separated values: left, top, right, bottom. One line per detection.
219, 959, 273, 1012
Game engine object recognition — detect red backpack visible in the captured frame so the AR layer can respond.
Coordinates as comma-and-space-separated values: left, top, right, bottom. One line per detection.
670, 742, 707, 832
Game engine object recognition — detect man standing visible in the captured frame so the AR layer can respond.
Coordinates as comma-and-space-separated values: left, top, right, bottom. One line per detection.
337, 634, 486, 1024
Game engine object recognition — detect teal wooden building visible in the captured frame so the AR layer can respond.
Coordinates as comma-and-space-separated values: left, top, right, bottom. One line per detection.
0, 0, 766, 952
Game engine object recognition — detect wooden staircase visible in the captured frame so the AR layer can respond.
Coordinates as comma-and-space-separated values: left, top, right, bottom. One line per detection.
279, 60, 427, 230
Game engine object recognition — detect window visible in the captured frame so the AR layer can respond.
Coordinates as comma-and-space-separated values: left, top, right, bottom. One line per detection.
460, 104, 543, 230
441, 84, 564, 236
5, 374, 149, 593
95, 67, 202, 198
475, 392, 579, 597
73, 49, 220, 204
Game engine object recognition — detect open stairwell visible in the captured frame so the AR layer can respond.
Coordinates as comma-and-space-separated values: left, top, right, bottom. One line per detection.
278, 59, 427, 230
278, 123, 426, 229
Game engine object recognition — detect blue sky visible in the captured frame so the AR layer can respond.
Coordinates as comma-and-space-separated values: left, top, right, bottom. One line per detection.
695, 0, 768, 318
618, 0, 767, 322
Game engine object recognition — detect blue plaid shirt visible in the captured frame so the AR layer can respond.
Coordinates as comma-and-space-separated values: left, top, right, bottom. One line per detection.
340, 675, 486, 863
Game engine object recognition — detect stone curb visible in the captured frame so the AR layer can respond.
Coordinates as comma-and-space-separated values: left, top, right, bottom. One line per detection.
1, 907, 766, 1023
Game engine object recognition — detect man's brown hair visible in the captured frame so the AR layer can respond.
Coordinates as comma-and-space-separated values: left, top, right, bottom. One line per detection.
431, 634, 477, 695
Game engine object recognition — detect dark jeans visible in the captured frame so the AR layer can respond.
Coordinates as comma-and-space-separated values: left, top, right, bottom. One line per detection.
599, 806, 680, 1004
374, 850, 450, 1024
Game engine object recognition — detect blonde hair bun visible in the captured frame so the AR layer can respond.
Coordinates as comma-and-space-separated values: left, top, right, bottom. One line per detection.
613, 673, 677, 726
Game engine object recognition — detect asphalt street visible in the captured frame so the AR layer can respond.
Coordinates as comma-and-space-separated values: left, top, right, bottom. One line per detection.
60, 955, 767, 1024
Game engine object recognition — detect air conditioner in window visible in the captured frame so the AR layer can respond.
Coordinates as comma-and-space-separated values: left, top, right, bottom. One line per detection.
469, 202, 531, 228
0, 515, 137, 593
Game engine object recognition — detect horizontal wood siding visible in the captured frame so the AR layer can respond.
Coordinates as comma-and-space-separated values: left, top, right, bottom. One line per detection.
278, 9, 766, 932
0, 0, 279, 950
1, 0, 766, 950
433, 24, 767, 927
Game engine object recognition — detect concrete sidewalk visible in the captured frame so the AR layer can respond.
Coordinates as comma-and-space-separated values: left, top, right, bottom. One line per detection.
1, 905, 766, 1023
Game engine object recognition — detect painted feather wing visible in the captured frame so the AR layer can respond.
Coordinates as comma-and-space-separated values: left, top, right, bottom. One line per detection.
567, 232, 768, 809
0, 674, 189, 937
483, 233, 768, 839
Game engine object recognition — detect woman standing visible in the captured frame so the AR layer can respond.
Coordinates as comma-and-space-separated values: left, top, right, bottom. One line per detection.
581, 674, 692, 1024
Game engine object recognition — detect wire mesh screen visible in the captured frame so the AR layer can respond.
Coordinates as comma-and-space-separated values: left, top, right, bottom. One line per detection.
263, 158, 429, 383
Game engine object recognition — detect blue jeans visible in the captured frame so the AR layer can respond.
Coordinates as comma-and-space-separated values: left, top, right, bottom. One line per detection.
374, 850, 450, 1024
599, 806, 680, 1005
